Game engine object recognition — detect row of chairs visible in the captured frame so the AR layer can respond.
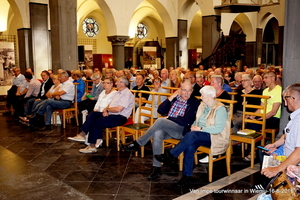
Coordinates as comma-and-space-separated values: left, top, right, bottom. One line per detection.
55, 84, 276, 182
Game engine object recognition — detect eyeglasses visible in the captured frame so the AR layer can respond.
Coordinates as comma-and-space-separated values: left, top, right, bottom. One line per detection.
241, 79, 250, 82
181, 89, 193, 93
103, 82, 111, 84
284, 96, 295, 100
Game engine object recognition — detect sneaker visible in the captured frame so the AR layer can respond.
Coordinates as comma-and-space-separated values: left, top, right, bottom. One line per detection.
79, 146, 97, 153
199, 155, 216, 163
95, 139, 103, 148
68, 135, 86, 142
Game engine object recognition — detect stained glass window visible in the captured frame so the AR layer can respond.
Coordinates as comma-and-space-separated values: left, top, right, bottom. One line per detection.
82, 18, 99, 37
136, 23, 148, 39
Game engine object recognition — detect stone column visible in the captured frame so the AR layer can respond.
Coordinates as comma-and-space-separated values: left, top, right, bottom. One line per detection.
279, 0, 300, 138
107, 36, 129, 70
277, 26, 284, 66
256, 28, 263, 67
178, 20, 188, 69
49, 0, 77, 72
29, 3, 51, 76
17, 28, 33, 73
165, 37, 178, 69
202, 15, 221, 65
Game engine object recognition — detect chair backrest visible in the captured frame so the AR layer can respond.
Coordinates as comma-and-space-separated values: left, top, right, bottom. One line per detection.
73, 82, 79, 109
84, 80, 93, 93
137, 91, 156, 125
162, 86, 179, 93
216, 98, 237, 135
241, 94, 270, 135
228, 92, 237, 101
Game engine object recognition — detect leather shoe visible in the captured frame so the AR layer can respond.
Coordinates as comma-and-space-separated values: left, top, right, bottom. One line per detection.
39, 125, 52, 131
147, 167, 162, 180
120, 141, 140, 152
154, 149, 176, 163
177, 175, 192, 187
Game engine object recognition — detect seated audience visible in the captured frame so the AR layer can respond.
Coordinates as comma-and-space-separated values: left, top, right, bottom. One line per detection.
12, 72, 41, 121
78, 73, 104, 113
252, 75, 264, 90
29, 71, 75, 131
245, 71, 282, 161
155, 86, 230, 187
232, 74, 262, 133
5, 67, 25, 114
132, 74, 150, 107
68, 76, 134, 153
183, 71, 201, 97
210, 75, 231, 100
20, 70, 53, 122
169, 70, 182, 88
75, 77, 117, 147
160, 69, 170, 88
71, 70, 85, 103
121, 80, 200, 180
134, 77, 168, 123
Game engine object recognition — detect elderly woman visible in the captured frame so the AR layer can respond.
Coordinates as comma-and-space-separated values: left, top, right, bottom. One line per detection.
68, 77, 117, 148
72, 70, 85, 102
155, 86, 230, 187
134, 77, 168, 123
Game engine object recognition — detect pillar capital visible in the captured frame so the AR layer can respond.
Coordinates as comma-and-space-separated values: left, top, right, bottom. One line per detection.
107, 35, 130, 45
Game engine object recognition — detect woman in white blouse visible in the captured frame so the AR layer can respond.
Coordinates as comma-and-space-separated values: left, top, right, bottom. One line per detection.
70, 77, 117, 147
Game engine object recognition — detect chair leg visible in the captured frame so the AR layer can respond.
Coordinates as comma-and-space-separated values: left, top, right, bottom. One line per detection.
75, 111, 79, 126
179, 153, 183, 171
250, 140, 255, 169
106, 128, 109, 147
141, 146, 144, 158
117, 127, 120, 151
242, 143, 245, 158
194, 154, 198, 165
208, 155, 213, 182
63, 111, 66, 129
271, 129, 276, 143
226, 147, 231, 176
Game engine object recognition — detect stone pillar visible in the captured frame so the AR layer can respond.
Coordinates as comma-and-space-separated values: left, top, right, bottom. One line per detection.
245, 42, 255, 67
202, 15, 221, 64
277, 26, 284, 66
107, 36, 129, 70
17, 28, 33, 73
256, 28, 263, 67
279, 0, 300, 138
165, 37, 178, 69
29, 3, 51, 76
49, 0, 77, 72
178, 20, 188, 69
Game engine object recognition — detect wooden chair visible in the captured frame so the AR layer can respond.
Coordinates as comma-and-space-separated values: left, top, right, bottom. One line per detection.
139, 92, 171, 158
105, 89, 140, 151
163, 98, 236, 182
265, 128, 279, 144
230, 94, 270, 168
84, 80, 93, 93
119, 91, 156, 156
193, 98, 236, 182
52, 83, 79, 128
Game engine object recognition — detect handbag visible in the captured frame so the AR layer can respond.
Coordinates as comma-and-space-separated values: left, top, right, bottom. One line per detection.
265, 170, 300, 200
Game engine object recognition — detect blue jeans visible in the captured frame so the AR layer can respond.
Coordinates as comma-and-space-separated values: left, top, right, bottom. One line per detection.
37, 99, 72, 125
170, 131, 211, 176
136, 118, 184, 167
81, 112, 127, 144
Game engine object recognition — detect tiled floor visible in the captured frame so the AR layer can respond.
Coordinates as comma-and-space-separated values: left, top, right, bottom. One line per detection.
0, 115, 266, 200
